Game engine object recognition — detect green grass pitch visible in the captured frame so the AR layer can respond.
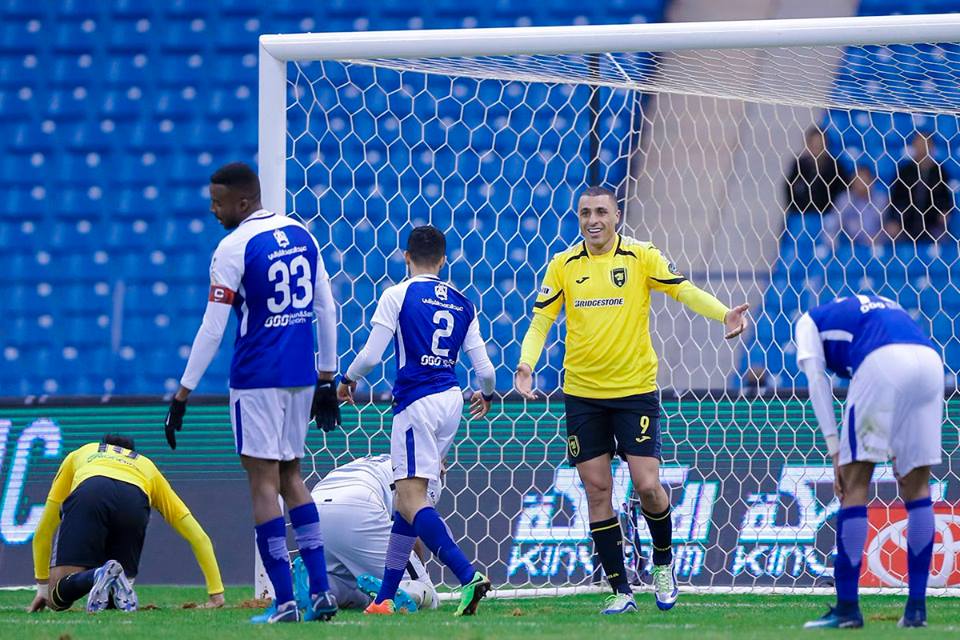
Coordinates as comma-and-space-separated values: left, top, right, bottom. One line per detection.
2, 587, 960, 639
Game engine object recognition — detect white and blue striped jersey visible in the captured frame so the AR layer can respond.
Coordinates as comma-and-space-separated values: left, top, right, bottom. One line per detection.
795, 294, 935, 378
370, 274, 484, 413
208, 210, 330, 389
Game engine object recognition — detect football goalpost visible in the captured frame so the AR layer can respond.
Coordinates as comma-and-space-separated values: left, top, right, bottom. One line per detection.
256, 15, 960, 599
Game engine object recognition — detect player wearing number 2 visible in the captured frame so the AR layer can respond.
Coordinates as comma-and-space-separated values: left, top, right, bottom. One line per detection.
164, 163, 341, 623
514, 186, 749, 615
337, 225, 497, 617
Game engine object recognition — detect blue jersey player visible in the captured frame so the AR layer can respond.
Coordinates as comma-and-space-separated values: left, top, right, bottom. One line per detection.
163, 163, 341, 624
337, 225, 496, 617
795, 294, 943, 630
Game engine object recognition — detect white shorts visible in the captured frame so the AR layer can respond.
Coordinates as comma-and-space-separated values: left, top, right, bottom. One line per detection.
391, 387, 464, 483
229, 386, 313, 461
841, 344, 944, 476
313, 484, 432, 608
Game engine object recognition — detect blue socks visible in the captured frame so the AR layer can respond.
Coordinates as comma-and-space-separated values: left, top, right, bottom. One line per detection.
376, 513, 417, 604
255, 517, 294, 605
289, 503, 330, 596
413, 506, 477, 586
905, 497, 934, 618
834, 505, 868, 615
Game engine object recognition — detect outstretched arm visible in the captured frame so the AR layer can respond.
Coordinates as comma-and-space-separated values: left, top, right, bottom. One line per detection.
645, 246, 747, 339
170, 514, 226, 605
514, 314, 555, 400
153, 474, 224, 606
338, 323, 393, 404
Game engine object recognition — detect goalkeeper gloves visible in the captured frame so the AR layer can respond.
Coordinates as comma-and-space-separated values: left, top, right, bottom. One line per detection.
311, 378, 341, 432
165, 398, 187, 450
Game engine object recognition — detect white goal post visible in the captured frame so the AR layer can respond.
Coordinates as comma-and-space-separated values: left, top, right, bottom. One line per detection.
256, 14, 960, 599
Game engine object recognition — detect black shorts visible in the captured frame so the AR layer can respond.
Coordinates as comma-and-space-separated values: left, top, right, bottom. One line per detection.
53, 476, 151, 577
563, 392, 662, 466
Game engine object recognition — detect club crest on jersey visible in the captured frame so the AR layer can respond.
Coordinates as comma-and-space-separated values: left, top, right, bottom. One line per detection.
434, 282, 448, 301
567, 435, 580, 458
611, 267, 627, 288
272, 228, 290, 248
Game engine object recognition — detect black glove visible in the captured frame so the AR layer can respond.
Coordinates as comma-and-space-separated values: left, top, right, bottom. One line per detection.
165, 398, 187, 450
311, 379, 341, 432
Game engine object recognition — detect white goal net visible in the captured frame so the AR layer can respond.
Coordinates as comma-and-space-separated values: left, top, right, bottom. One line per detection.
260, 16, 960, 597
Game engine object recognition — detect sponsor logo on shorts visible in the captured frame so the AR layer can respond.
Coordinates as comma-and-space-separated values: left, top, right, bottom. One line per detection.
573, 298, 624, 308
567, 435, 580, 458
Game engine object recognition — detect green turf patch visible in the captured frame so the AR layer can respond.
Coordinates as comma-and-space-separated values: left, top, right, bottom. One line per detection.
1, 587, 957, 639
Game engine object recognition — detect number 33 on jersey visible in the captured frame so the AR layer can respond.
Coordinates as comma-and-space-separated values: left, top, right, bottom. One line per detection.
208, 210, 329, 389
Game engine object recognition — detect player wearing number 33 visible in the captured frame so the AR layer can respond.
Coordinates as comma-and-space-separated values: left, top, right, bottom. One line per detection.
796, 295, 943, 630
165, 163, 341, 624
514, 186, 749, 615
338, 225, 496, 617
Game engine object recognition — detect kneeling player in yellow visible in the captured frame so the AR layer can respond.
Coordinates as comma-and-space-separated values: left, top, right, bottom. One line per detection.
514, 186, 748, 615
27, 434, 225, 613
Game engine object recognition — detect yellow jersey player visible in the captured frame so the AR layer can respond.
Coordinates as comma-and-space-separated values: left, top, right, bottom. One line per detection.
27, 434, 225, 613
514, 186, 748, 615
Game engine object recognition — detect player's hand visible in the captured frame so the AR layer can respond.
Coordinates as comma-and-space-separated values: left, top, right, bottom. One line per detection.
337, 379, 357, 405
27, 584, 47, 613
513, 364, 538, 400
831, 453, 844, 502
202, 593, 225, 608
311, 378, 342, 432
469, 391, 492, 419
165, 398, 187, 450
724, 303, 750, 339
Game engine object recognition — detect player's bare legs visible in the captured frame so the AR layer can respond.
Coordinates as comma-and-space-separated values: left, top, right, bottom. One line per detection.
626, 455, 677, 610
279, 458, 336, 621
576, 455, 616, 521
242, 456, 284, 523
897, 465, 934, 627
575, 455, 636, 613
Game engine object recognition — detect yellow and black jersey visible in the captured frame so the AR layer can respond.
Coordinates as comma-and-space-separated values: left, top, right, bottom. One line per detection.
520, 235, 729, 398
46, 442, 190, 522
33, 442, 224, 594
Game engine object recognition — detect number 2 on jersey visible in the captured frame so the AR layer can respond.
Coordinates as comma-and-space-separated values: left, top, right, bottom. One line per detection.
430, 310, 455, 357
267, 255, 312, 313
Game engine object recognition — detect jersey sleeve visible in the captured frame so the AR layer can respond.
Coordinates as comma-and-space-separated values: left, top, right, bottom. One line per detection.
532, 255, 564, 321
46, 449, 77, 504
794, 312, 826, 365
209, 238, 244, 292
149, 468, 192, 524
645, 245, 729, 322
370, 286, 403, 332
462, 313, 484, 353
644, 245, 689, 293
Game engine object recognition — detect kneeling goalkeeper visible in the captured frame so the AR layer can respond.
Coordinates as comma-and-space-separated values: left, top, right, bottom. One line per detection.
28, 434, 224, 613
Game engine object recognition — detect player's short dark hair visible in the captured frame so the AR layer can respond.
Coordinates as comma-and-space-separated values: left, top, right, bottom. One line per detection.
210, 162, 260, 196
102, 433, 136, 451
406, 225, 446, 266
580, 186, 619, 208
